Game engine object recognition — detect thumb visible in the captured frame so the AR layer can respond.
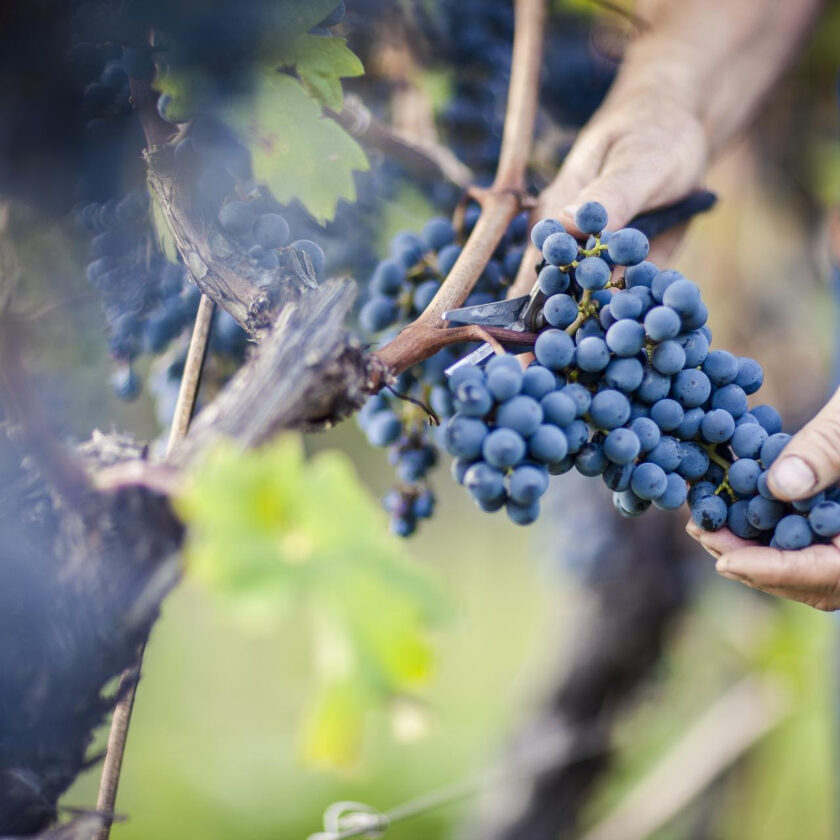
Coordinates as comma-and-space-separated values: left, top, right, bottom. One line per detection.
768, 386, 840, 501
559, 166, 651, 236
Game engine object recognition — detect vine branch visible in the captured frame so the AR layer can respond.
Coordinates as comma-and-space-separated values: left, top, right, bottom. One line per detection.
330, 95, 473, 189
373, 0, 547, 380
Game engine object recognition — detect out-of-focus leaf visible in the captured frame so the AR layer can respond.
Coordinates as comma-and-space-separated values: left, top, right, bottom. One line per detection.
225, 72, 368, 222
301, 677, 370, 769
174, 436, 444, 768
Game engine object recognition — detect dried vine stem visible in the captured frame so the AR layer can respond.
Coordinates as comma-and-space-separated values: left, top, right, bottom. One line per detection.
373, 0, 547, 380
94, 290, 216, 840
165, 294, 216, 456
331, 96, 473, 189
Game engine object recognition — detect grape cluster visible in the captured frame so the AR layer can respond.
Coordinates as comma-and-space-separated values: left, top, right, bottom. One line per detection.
359, 205, 526, 333
439, 202, 840, 549
357, 207, 529, 535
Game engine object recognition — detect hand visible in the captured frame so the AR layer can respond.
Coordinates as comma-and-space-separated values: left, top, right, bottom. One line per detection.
538, 82, 709, 241
688, 387, 840, 611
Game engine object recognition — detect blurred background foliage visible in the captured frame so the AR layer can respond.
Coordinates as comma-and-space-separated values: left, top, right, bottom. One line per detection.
9, 0, 840, 837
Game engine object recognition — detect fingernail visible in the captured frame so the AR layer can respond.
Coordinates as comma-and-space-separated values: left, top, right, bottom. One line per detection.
771, 456, 816, 498
701, 543, 722, 560
685, 520, 701, 537
561, 204, 579, 222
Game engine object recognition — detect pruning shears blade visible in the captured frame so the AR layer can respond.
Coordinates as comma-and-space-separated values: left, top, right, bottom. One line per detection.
445, 343, 497, 376
442, 295, 530, 328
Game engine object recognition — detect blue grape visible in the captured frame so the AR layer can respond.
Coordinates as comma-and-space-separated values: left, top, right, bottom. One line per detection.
701, 409, 735, 443
218, 201, 255, 236
589, 389, 631, 429
751, 405, 783, 435
676, 442, 709, 481
624, 260, 658, 289
542, 232, 579, 266
574, 201, 608, 235
735, 357, 764, 394
506, 499, 540, 525
774, 515, 813, 549
371, 259, 403, 295
644, 306, 681, 341
650, 398, 684, 431
360, 296, 398, 332
575, 256, 611, 290
483, 428, 526, 468
614, 489, 652, 517
496, 395, 543, 437
576, 440, 609, 476
731, 423, 769, 460
662, 279, 701, 317
675, 407, 705, 440
485, 355, 523, 401
760, 433, 792, 467
691, 493, 727, 530
561, 383, 592, 416
631, 462, 668, 500
544, 294, 579, 328
604, 428, 641, 464
747, 496, 786, 530
605, 319, 645, 356
529, 424, 569, 463
366, 412, 402, 446
607, 228, 649, 266
702, 350, 739, 386
253, 213, 290, 248
609, 290, 643, 320
728, 500, 761, 538
711, 384, 748, 418
292, 239, 326, 277
538, 265, 570, 296
464, 462, 506, 502
809, 501, 840, 537
651, 269, 684, 303
728, 458, 761, 496
575, 336, 611, 371
630, 416, 661, 452
653, 473, 688, 510
521, 365, 557, 399
422, 217, 455, 251
646, 436, 682, 472
509, 464, 550, 504
636, 368, 672, 404
535, 329, 575, 369
530, 218, 565, 249
651, 340, 686, 375
680, 330, 710, 367
446, 415, 488, 459
603, 460, 634, 491
671, 369, 712, 407
454, 381, 493, 417
605, 357, 644, 392
541, 391, 577, 426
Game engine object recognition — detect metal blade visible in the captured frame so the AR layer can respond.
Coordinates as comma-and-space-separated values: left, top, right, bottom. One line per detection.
444, 342, 497, 376
442, 295, 530, 327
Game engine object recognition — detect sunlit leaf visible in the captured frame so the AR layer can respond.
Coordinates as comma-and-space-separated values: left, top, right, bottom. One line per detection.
174, 436, 445, 768
225, 72, 368, 222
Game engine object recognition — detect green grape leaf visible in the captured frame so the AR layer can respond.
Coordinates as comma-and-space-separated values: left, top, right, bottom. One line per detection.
225, 72, 368, 222
174, 436, 445, 769
272, 35, 364, 112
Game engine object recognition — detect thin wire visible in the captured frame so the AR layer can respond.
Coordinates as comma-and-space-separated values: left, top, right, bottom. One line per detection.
306, 723, 606, 840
